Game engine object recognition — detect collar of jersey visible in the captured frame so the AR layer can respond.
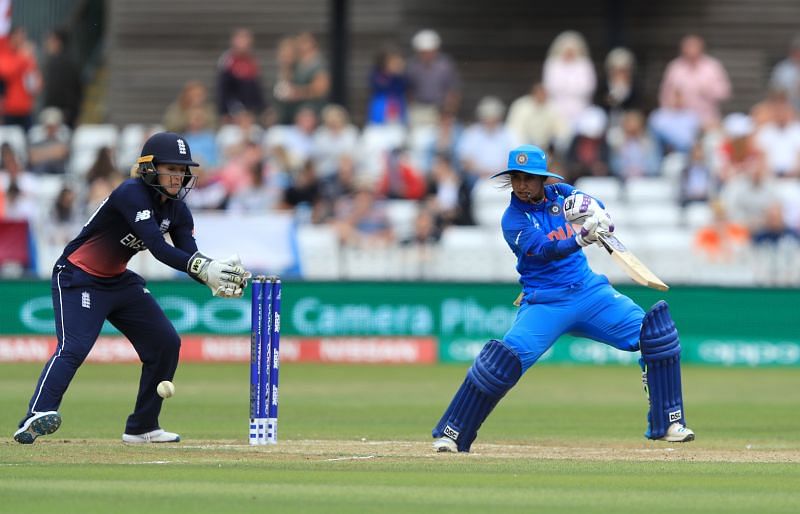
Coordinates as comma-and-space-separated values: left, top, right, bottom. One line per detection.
510, 189, 551, 212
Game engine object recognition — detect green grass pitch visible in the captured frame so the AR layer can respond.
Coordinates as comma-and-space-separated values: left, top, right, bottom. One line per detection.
1, 362, 799, 513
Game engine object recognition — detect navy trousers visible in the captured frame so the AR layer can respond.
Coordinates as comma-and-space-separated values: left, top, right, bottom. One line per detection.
24, 262, 181, 434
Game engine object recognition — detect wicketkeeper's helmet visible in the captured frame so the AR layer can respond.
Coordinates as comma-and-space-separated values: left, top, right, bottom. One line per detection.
134, 131, 199, 200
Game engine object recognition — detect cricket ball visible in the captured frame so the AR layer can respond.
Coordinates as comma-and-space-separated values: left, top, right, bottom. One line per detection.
157, 380, 175, 399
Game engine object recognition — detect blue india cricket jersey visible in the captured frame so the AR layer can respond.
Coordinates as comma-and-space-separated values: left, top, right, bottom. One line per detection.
500, 183, 594, 291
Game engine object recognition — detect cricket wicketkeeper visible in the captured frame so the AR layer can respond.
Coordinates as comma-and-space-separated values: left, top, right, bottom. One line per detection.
14, 132, 249, 444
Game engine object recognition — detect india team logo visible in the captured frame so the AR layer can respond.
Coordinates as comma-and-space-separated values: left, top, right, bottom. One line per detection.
516, 153, 528, 165
177, 139, 187, 155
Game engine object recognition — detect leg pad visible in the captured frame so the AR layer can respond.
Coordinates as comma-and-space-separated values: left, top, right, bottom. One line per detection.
432, 340, 521, 452
640, 301, 686, 439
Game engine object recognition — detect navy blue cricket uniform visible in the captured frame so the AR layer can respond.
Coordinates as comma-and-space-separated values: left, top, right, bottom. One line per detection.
24, 178, 197, 434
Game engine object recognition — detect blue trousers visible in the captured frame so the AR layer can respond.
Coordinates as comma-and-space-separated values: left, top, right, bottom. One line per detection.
504, 274, 644, 372
24, 262, 181, 434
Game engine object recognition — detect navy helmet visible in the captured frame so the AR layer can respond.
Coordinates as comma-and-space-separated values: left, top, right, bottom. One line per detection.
490, 144, 564, 180
135, 132, 199, 200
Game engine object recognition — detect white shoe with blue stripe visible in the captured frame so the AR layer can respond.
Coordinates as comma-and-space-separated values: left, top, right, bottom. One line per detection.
122, 429, 181, 443
432, 436, 458, 452
13, 411, 62, 444
659, 422, 695, 442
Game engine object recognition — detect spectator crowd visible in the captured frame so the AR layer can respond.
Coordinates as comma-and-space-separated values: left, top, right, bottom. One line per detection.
2, 25, 800, 279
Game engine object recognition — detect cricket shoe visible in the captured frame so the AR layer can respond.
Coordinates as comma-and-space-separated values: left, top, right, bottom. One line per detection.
659, 423, 695, 442
432, 436, 458, 453
14, 411, 62, 444
122, 429, 181, 443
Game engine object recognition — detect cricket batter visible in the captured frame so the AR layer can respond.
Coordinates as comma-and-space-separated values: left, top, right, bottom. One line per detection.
14, 132, 248, 444
432, 144, 694, 452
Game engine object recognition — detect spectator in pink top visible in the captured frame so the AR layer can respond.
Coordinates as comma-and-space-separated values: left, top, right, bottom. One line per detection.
543, 31, 596, 137
658, 35, 731, 128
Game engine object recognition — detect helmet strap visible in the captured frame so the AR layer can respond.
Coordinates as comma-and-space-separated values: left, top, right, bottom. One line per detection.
138, 161, 191, 201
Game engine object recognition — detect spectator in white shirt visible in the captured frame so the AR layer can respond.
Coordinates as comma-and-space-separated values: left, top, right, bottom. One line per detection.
313, 104, 358, 181
281, 106, 318, 171
754, 99, 800, 177
770, 34, 800, 113
455, 96, 518, 186
506, 82, 568, 152
648, 88, 701, 155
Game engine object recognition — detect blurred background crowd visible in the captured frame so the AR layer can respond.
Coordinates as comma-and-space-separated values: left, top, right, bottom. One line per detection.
2, 0, 800, 285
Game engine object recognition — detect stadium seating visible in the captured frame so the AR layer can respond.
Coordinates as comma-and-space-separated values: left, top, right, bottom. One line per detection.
28, 124, 71, 146
471, 179, 509, 228
684, 202, 714, 229
384, 199, 419, 242
296, 224, 341, 280
574, 176, 623, 202
0, 220, 33, 276
357, 123, 407, 179
625, 177, 678, 203
435, 226, 494, 280
118, 124, 149, 170
407, 124, 436, 172
2, 117, 797, 287
0, 125, 28, 166
68, 124, 119, 177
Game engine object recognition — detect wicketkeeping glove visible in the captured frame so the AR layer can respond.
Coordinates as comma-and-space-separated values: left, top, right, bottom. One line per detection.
216, 254, 252, 298
187, 251, 249, 298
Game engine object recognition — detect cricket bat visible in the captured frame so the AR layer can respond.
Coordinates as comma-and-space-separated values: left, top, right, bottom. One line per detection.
597, 234, 669, 291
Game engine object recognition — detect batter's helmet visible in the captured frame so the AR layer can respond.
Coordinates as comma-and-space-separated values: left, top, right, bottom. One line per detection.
135, 132, 199, 200
490, 145, 564, 180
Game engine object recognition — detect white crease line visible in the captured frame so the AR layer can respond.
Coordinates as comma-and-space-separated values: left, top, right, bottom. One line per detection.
325, 455, 377, 462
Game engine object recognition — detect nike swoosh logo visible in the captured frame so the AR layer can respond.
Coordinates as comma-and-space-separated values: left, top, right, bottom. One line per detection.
613, 294, 622, 298
515, 231, 522, 245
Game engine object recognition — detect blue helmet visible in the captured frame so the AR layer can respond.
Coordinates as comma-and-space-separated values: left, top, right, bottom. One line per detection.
135, 132, 199, 200
490, 144, 564, 180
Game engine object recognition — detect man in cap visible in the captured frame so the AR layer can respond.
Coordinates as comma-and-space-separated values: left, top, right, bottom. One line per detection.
406, 29, 461, 128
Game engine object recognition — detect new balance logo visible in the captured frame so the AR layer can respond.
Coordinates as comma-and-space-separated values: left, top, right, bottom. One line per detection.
81, 291, 91, 309
134, 210, 151, 222
443, 425, 459, 441
177, 139, 187, 155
